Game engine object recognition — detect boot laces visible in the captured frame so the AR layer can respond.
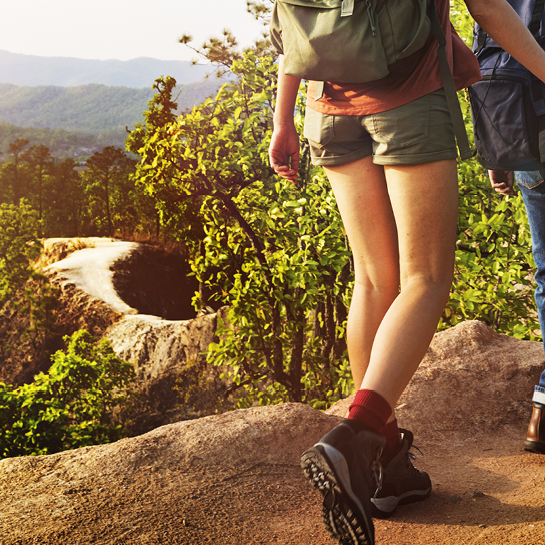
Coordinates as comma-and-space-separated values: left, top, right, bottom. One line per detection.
407, 444, 424, 471
372, 448, 384, 496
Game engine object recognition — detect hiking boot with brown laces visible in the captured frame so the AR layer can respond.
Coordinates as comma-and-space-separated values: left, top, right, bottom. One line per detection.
524, 402, 545, 454
370, 428, 431, 518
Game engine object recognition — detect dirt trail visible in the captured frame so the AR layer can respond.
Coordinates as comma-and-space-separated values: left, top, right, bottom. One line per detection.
1, 420, 544, 544
177, 429, 545, 545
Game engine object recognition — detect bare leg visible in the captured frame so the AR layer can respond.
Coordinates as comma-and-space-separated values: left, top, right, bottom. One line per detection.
324, 156, 400, 391
325, 157, 458, 408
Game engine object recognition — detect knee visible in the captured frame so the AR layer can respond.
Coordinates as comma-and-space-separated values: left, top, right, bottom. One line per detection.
401, 272, 453, 306
354, 270, 400, 299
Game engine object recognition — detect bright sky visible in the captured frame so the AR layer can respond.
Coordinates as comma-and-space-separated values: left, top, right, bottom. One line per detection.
0, 0, 266, 62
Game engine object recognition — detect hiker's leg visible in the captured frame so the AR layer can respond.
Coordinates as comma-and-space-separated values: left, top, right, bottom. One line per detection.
325, 157, 457, 405
359, 158, 458, 405
324, 156, 400, 391
517, 173, 545, 395
516, 173, 545, 457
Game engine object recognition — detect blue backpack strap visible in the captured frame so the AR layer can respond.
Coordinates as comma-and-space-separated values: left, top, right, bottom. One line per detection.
529, 0, 545, 37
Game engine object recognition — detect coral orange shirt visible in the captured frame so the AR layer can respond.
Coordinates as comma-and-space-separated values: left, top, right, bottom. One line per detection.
307, 0, 481, 115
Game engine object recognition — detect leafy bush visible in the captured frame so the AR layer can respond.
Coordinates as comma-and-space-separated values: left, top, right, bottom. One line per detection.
0, 330, 135, 459
444, 158, 538, 339
128, 56, 353, 408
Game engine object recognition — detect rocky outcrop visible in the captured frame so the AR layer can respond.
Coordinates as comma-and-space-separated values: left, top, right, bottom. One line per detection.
1, 323, 545, 544
39, 238, 227, 432
327, 320, 545, 438
105, 312, 217, 382
0, 403, 340, 545
41, 239, 215, 380
44, 238, 139, 315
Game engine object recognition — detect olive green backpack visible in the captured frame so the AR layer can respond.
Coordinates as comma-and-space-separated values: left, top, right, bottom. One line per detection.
270, 0, 473, 160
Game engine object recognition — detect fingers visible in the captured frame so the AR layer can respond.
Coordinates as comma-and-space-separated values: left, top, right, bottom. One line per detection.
275, 166, 298, 182
494, 185, 516, 196
488, 170, 516, 196
269, 150, 299, 183
492, 182, 516, 196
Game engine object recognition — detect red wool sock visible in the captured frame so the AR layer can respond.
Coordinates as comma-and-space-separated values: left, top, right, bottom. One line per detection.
382, 418, 401, 452
348, 389, 392, 435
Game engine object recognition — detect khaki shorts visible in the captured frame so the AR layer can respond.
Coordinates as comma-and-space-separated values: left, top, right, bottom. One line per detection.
304, 88, 457, 167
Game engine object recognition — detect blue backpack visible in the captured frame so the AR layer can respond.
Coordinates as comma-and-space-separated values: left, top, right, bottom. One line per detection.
468, 0, 545, 171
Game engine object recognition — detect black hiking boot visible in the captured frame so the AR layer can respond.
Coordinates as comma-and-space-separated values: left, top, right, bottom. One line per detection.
370, 428, 431, 518
301, 420, 386, 545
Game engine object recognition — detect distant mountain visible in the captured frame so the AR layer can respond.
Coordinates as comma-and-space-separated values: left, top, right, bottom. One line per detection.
0, 50, 213, 88
0, 80, 221, 134
0, 122, 122, 160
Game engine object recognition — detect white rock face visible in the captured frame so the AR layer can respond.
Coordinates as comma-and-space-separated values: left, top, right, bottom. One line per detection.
45, 238, 139, 314
42, 237, 217, 383
105, 312, 218, 381
327, 320, 545, 438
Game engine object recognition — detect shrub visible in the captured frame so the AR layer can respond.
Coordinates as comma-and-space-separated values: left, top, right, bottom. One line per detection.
0, 330, 135, 459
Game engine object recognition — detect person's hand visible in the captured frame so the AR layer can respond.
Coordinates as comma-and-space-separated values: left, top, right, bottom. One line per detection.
488, 170, 515, 196
269, 122, 300, 183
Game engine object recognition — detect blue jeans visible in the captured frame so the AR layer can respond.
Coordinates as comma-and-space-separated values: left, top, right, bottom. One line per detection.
516, 170, 545, 403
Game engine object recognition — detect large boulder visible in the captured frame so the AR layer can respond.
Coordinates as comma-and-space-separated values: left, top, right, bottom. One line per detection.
327, 320, 545, 438
0, 403, 340, 545
2, 323, 545, 544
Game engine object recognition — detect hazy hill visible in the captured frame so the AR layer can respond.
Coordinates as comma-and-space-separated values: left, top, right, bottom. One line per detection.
0, 122, 126, 159
0, 80, 221, 134
0, 50, 212, 88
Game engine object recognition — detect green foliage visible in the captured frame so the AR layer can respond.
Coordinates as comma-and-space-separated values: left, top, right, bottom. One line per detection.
129, 54, 352, 406
450, 0, 474, 46
0, 201, 42, 308
0, 330, 135, 459
444, 153, 539, 339
81, 146, 137, 237
201, 171, 353, 407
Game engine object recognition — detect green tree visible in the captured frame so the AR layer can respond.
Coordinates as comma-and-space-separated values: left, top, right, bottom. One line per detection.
81, 146, 135, 236
23, 144, 53, 221
0, 201, 42, 308
0, 330, 135, 459
0, 138, 30, 204
45, 158, 84, 237
128, 54, 352, 405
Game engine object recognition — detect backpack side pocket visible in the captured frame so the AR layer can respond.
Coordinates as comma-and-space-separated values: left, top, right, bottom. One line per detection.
376, 0, 431, 65
469, 76, 541, 171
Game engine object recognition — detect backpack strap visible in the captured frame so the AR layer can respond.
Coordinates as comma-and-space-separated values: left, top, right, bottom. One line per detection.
428, 0, 474, 160
474, 27, 487, 56
529, 0, 545, 37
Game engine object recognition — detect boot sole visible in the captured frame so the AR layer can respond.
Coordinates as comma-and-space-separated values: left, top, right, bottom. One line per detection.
524, 439, 545, 454
370, 486, 431, 518
301, 444, 374, 545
